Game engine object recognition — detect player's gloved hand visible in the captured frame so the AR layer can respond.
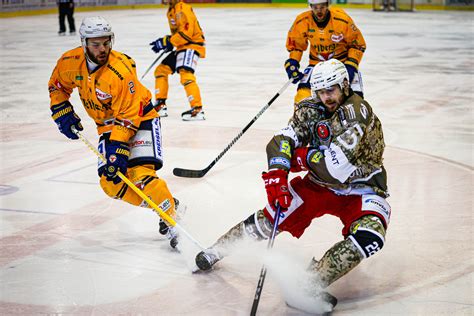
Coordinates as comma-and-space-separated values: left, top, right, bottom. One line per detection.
345, 64, 357, 83
104, 141, 130, 184
285, 58, 304, 84
50, 101, 83, 140
262, 169, 292, 210
290, 147, 310, 173
150, 35, 173, 53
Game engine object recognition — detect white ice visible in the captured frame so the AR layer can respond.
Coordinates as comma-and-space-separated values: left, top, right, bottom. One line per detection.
0, 7, 473, 315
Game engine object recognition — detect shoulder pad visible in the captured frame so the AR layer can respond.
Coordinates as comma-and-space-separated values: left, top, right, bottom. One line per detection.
295, 97, 324, 112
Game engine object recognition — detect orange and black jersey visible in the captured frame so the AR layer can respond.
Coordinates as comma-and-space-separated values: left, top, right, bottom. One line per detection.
286, 7, 366, 70
167, 2, 206, 57
48, 47, 155, 143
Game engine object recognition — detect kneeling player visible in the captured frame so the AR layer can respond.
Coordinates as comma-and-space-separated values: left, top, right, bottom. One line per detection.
194, 59, 390, 311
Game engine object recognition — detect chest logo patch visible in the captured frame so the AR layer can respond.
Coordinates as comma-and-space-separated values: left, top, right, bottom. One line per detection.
316, 121, 331, 142
95, 88, 112, 101
331, 33, 344, 43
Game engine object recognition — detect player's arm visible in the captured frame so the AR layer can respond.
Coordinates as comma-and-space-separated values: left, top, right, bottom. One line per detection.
344, 17, 366, 71
48, 58, 83, 140
286, 16, 308, 63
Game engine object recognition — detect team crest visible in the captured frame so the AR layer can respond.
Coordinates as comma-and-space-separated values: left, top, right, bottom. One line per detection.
316, 121, 331, 142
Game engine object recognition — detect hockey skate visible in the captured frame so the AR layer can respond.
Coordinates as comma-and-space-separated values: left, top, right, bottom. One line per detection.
181, 106, 205, 121
158, 198, 186, 249
166, 226, 179, 249
285, 290, 338, 315
155, 99, 168, 117
195, 247, 221, 271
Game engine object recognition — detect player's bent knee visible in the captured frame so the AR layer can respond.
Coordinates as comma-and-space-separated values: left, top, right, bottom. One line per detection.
178, 70, 196, 86
243, 209, 274, 241
154, 64, 172, 77
348, 216, 386, 259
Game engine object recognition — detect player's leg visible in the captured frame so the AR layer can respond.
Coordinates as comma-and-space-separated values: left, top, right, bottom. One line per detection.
176, 49, 205, 121
195, 176, 317, 271
154, 52, 176, 117
98, 118, 180, 247
307, 194, 390, 287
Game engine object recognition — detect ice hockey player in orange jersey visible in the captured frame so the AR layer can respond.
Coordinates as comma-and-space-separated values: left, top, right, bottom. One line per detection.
285, 0, 366, 105
48, 16, 182, 248
149, 0, 206, 121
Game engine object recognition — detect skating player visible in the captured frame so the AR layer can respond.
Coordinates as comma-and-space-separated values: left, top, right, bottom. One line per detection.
149, 0, 206, 121
195, 59, 390, 312
48, 16, 182, 248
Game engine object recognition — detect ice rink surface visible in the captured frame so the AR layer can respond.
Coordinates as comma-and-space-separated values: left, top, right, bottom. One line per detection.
0, 7, 473, 315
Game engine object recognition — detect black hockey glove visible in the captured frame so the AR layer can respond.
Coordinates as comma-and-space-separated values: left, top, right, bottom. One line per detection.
50, 101, 83, 140
150, 35, 173, 53
104, 141, 130, 184
285, 58, 304, 84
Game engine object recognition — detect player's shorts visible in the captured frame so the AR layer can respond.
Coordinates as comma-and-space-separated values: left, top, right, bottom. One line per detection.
98, 117, 164, 174
263, 175, 391, 238
161, 49, 200, 74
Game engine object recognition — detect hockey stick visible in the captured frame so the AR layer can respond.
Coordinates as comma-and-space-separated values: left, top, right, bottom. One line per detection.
72, 127, 205, 250
173, 78, 293, 178
250, 204, 282, 316
140, 50, 167, 80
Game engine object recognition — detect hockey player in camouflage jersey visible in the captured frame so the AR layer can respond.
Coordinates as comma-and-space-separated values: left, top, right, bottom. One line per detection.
195, 59, 390, 312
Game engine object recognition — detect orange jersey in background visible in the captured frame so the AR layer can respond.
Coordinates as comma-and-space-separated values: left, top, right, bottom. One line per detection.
48, 46, 155, 143
286, 8, 366, 69
167, 2, 206, 58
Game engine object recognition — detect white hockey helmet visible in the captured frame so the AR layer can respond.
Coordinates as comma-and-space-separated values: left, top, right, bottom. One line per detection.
79, 16, 114, 48
308, 0, 329, 5
310, 59, 349, 96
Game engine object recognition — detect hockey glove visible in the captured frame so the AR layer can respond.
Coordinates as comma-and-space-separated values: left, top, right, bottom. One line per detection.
262, 169, 292, 210
50, 101, 83, 140
345, 64, 357, 83
285, 58, 304, 84
290, 147, 310, 173
104, 141, 130, 184
150, 35, 173, 54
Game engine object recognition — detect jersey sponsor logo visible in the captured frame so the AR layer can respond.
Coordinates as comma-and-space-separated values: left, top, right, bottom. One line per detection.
106, 64, 124, 80
364, 198, 390, 217
158, 198, 172, 212
313, 43, 336, 53
316, 121, 331, 141
331, 33, 344, 43
269, 157, 290, 168
131, 139, 152, 148
82, 98, 111, 112
95, 88, 112, 100
309, 150, 323, 164
279, 140, 291, 157
329, 148, 340, 165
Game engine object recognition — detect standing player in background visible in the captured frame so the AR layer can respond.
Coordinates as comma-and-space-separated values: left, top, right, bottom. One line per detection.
57, 0, 76, 36
285, 0, 366, 105
149, 0, 206, 121
194, 60, 390, 312
48, 16, 182, 248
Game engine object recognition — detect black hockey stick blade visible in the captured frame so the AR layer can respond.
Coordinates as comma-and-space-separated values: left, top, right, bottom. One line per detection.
172, 79, 293, 179
172, 166, 210, 178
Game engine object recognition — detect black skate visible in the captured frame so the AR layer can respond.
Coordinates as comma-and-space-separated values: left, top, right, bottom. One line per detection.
195, 248, 221, 271
166, 226, 179, 249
